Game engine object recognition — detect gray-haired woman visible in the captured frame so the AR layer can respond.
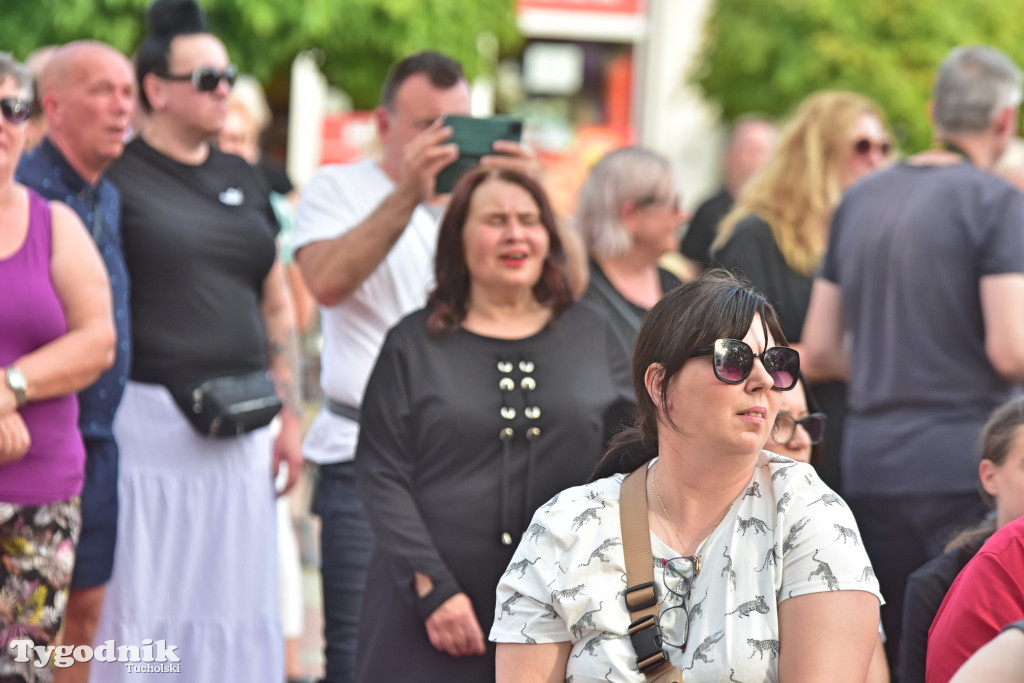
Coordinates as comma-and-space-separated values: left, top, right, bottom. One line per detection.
575, 146, 688, 350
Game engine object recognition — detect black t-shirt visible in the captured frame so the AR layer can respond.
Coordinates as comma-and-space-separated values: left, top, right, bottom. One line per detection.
108, 138, 279, 385
256, 156, 294, 195
681, 188, 733, 266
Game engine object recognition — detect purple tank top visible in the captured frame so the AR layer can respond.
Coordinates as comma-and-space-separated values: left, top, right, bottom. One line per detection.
0, 188, 84, 505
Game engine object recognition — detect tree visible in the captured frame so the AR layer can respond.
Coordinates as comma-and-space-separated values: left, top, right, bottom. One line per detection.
695, 0, 1024, 152
2, 0, 521, 108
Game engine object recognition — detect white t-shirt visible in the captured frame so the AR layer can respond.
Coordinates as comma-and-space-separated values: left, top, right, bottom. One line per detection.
490, 453, 883, 682
293, 159, 441, 463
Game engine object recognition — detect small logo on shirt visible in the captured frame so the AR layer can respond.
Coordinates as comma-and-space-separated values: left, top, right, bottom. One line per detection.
218, 187, 244, 206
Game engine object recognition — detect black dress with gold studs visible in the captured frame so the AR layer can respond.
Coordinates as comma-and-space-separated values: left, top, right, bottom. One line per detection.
354, 300, 634, 682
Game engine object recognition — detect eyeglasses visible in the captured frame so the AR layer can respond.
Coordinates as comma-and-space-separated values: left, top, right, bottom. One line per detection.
772, 411, 827, 446
690, 338, 799, 391
0, 97, 30, 124
634, 194, 681, 212
658, 556, 698, 652
853, 138, 892, 157
158, 65, 238, 93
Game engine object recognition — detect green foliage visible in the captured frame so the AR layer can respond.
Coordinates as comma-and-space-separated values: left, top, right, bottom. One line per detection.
696, 0, 1024, 152
1, 0, 521, 108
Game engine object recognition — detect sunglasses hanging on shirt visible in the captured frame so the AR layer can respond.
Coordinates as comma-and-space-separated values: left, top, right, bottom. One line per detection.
0, 97, 31, 124
158, 65, 238, 93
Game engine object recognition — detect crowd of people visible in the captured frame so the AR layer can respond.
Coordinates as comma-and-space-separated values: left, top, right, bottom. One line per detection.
3, 0, 1024, 682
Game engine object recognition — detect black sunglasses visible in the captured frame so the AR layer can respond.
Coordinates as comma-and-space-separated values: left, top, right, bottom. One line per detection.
0, 97, 31, 124
691, 338, 799, 391
853, 138, 891, 157
159, 65, 238, 93
772, 411, 827, 446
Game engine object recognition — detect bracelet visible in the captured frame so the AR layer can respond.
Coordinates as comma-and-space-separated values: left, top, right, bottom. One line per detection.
1001, 619, 1024, 635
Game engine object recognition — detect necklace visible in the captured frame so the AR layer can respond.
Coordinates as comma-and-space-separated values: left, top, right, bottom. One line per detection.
650, 462, 732, 576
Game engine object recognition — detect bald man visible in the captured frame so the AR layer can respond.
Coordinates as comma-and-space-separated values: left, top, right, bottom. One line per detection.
681, 117, 776, 269
15, 41, 134, 683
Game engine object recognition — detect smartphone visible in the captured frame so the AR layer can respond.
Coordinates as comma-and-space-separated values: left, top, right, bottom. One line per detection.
435, 114, 524, 193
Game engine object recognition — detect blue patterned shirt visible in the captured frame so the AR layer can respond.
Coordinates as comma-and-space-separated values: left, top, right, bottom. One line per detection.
16, 137, 131, 441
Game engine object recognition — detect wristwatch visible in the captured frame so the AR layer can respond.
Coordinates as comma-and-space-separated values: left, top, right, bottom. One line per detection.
4, 366, 28, 407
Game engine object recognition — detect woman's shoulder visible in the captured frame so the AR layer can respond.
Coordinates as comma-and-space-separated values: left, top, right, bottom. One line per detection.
753, 451, 843, 511
729, 213, 775, 241
531, 475, 625, 532
381, 307, 432, 347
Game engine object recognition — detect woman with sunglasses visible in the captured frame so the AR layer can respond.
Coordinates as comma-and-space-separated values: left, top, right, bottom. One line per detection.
711, 90, 892, 492
492, 270, 882, 682
0, 53, 115, 681
88, 1, 303, 681
769, 374, 827, 466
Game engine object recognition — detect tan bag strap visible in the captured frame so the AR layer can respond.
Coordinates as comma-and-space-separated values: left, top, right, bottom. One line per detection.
619, 464, 683, 683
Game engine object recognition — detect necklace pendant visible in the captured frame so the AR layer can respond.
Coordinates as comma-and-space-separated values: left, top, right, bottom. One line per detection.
693, 555, 702, 576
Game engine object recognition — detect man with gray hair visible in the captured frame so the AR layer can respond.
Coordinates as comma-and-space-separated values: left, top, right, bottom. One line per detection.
803, 45, 1024, 676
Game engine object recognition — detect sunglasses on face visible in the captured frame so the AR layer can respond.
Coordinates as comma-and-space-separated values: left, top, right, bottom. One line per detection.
0, 97, 30, 124
159, 65, 238, 93
853, 138, 891, 157
772, 411, 827, 446
690, 338, 799, 391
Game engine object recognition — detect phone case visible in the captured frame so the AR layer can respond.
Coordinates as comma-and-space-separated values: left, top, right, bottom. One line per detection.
435, 115, 523, 193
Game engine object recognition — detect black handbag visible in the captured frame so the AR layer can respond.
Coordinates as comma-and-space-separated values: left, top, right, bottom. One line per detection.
168, 371, 283, 438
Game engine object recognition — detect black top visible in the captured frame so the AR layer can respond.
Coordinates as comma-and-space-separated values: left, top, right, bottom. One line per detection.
256, 156, 294, 195
900, 534, 989, 683
354, 302, 635, 681
681, 188, 733, 266
713, 213, 809, 342
108, 138, 279, 384
581, 258, 681, 355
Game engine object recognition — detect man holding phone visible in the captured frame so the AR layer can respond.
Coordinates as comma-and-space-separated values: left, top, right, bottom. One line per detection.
294, 51, 536, 682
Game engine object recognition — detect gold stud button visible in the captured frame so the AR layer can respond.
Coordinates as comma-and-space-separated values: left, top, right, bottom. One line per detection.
500, 427, 514, 441
501, 406, 516, 420
499, 377, 515, 391
521, 377, 536, 391
526, 427, 541, 440
519, 360, 535, 373
525, 406, 541, 419
498, 361, 513, 373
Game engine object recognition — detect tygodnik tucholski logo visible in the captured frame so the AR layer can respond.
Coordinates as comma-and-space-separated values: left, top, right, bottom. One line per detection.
9, 638, 181, 673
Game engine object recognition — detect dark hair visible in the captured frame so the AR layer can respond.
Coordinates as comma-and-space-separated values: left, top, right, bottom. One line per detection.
589, 269, 788, 481
945, 397, 1024, 551
801, 374, 825, 470
380, 51, 464, 109
135, 0, 209, 111
425, 166, 573, 336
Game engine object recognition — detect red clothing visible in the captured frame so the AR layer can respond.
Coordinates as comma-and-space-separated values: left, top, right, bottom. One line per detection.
926, 515, 1024, 682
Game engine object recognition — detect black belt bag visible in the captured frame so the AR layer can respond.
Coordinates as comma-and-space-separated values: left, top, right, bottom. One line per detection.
167, 371, 282, 438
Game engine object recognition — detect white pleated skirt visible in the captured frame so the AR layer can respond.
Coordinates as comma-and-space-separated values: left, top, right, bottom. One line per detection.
90, 381, 282, 683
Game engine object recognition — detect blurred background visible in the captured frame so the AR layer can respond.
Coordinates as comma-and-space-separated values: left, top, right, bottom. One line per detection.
9, 0, 1024, 217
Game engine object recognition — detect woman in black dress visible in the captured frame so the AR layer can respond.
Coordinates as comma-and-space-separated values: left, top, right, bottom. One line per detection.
354, 166, 635, 682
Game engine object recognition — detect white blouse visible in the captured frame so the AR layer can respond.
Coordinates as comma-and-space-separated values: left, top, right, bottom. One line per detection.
491, 452, 883, 682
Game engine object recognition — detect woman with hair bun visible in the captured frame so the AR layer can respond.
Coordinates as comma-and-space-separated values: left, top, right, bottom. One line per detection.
90, 1, 303, 681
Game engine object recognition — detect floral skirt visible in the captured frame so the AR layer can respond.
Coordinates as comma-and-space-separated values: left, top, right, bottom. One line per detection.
0, 497, 81, 683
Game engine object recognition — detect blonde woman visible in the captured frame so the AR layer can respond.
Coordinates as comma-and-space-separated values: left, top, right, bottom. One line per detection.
712, 90, 891, 490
